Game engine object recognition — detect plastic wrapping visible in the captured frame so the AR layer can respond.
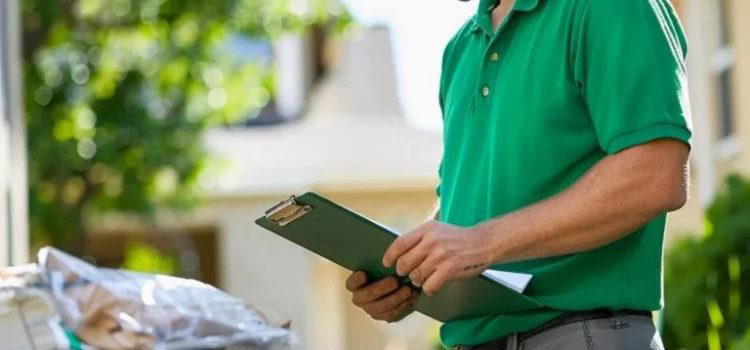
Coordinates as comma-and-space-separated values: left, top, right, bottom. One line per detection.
0, 264, 71, 350
39, 247, 293, 350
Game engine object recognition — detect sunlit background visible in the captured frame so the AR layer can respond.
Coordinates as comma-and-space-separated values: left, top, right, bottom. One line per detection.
1, 0, 749, 349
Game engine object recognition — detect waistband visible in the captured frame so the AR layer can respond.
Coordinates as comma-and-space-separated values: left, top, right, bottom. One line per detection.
454, 309, 652, 350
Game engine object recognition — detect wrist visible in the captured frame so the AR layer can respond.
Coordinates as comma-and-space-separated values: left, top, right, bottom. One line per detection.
472, 220, 505, 266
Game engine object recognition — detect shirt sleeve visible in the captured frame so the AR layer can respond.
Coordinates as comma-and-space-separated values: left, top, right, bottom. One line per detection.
574, 0, 693, 154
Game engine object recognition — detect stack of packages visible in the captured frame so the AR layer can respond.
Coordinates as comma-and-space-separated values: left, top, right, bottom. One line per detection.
0, 247, 294, 350
0, 264, 72, 349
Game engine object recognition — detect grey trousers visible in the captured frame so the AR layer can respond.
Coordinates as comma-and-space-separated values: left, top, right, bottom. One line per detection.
456, 314, 665, 350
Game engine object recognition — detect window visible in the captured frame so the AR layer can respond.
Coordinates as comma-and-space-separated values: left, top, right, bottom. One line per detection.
714, 0, 735, 140
718, 68, 734, 138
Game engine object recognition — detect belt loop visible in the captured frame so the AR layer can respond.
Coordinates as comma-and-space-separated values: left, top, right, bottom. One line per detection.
506, 334, 518, 350
610, 313, 630, 329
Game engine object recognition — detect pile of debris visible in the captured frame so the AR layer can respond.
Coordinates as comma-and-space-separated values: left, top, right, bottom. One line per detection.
0, 247, 294, 350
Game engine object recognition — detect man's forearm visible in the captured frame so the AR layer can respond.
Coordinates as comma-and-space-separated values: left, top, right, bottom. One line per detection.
477, 139, 690, 265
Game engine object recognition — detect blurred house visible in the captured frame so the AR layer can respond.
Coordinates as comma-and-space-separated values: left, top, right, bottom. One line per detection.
196, 26, 443, 350
83, 2, 750, 348
87, 27, 443, 350
47, 1, 750, 349
1, 0, 748, 349
0, 0, 28, 266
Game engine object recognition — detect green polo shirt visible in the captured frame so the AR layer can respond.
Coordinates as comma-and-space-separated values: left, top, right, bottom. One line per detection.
436, 0, 692, 347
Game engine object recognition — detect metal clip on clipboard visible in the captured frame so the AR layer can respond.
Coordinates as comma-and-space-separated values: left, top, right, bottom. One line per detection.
264, 195, 312, 226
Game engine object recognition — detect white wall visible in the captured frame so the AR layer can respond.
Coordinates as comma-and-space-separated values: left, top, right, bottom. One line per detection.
0, 0, 29, 266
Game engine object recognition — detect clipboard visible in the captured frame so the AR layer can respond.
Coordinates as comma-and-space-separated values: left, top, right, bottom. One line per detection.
254, 192, 543, 322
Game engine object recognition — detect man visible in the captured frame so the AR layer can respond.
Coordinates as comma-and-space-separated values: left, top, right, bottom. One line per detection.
346, 0, 691, 349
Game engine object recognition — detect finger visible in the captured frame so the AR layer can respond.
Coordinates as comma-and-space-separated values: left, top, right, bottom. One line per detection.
378, 293, 419, 323
383, 225, 428, 268
363, 286, 413, 314
422, 264, 456, 296
395, 241, 428, 277
352, 276, 399, 305
346, 271, 368, 291
408, 252, 441, 287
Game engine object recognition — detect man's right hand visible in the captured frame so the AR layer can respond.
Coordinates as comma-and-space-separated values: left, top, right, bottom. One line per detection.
345, 271, 419, 323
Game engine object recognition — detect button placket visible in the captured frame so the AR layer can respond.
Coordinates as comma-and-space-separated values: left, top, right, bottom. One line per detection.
478, 44, 502, 108
475, 9, 515, 110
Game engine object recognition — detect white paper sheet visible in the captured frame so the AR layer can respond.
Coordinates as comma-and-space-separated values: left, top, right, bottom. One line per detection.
481, 270, 533, 293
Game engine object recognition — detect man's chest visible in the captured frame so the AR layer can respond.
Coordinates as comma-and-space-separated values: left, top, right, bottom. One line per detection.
443, 8, 591, 134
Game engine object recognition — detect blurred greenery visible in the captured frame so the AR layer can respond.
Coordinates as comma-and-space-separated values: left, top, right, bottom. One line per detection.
663, 174, 750, 350
22, 0, 352, 251
123, 241, 178, 274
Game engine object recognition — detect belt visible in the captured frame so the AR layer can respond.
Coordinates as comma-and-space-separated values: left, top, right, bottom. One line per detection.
455, 309, 652, 350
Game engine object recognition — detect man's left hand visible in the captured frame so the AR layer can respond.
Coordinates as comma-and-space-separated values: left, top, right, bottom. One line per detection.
382, 220, 493, 296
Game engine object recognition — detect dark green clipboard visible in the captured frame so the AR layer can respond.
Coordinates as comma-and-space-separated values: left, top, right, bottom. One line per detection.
254, 192, 543, 322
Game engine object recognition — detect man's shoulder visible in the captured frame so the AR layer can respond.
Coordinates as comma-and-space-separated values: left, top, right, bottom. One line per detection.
576, 0, 681, 18
445, 16, 477, 52
440, 16, 476, 68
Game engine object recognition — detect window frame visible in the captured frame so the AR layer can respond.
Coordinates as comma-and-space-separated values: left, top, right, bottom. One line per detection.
712, 0, 738, 160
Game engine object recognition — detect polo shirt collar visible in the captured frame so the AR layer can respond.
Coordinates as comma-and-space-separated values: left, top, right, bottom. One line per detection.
479, 0, 542, 13
513, 0, 542, 12
472, 0, 542, 35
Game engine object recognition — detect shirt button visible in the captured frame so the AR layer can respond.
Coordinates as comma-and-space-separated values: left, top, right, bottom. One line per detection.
481, 86, 490, 97
490, 52, 500, 62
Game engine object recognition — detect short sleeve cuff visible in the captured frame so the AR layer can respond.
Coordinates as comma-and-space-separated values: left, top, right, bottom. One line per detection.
605, 122, 692, 154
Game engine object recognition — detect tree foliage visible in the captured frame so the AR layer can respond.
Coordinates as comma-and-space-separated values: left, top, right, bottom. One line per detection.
21, 0, 351, 250
663, 174, 750, 350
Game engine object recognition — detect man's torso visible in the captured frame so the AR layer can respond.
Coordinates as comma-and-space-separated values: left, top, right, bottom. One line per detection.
437, 0, 691, 347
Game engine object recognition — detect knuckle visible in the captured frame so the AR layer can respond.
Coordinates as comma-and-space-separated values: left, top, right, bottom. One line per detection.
435, 238, 448, 249
386, 277, 399, 289
363, 305, 375, 315
434, 246, 447, 258
367, 290, 382, 302
396, 260, 407, 275
392, 239, 405, 250
408, 271, 419, 283
347, 272, 364, 290
450, 261, 462, 274
368, 303, 384, 314
399, 287, 412, 300
357, 286, 371, 299
444, 259, 458, 272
